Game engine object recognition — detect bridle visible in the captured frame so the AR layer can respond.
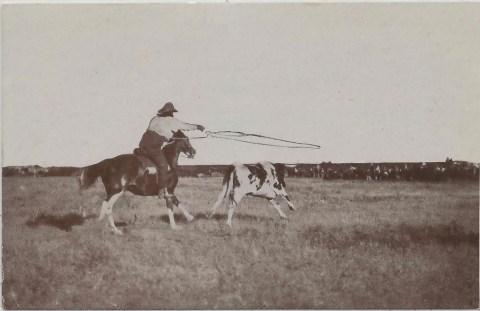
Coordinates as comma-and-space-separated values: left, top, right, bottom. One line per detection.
164, 136, 195, 159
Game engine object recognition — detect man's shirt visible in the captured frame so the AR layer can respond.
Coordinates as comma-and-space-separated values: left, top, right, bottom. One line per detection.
147, 116, 197, 139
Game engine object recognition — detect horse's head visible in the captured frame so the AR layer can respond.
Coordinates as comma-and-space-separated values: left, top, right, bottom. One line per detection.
171, 130, 196, 159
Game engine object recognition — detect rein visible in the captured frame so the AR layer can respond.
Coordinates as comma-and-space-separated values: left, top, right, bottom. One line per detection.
176, 130, 321, 149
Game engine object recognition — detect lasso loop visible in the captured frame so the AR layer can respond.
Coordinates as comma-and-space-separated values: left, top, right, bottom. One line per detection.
203, 130, 321, 149
176, 130, 320, 149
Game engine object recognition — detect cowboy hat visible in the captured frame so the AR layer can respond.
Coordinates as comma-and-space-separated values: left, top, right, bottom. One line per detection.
157, 102, 178, 115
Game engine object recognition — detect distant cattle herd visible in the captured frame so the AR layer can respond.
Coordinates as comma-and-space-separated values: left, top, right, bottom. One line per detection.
3, 158, 479, 182
286, 158, 479, 182
179, 158, 479, 182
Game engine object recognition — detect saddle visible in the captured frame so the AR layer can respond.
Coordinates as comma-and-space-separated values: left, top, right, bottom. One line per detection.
133, 148, 158, 175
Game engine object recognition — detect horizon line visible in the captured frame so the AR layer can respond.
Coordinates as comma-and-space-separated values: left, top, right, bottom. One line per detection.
3, 159, 478, 168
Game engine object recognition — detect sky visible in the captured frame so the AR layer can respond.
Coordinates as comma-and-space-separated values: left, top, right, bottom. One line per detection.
2, 3, 480, 167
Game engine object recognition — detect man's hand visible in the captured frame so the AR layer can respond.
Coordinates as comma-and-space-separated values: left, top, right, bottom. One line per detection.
197, 125, 205, 131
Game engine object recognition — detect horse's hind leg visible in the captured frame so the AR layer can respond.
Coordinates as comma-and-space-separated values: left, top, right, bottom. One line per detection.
172, 195, 194, 222
101, 191, 124, 235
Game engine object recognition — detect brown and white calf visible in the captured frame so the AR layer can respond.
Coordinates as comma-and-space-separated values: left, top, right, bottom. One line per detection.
206, 162, 296, 227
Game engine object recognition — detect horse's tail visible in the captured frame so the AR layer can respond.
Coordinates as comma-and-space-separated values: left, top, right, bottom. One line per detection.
78, 161, 106, 190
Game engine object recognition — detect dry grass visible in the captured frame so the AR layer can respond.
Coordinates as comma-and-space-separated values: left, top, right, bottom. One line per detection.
2, 176, 478, 309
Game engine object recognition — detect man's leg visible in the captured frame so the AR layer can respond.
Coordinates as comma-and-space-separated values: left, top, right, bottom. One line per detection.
139, 131, 170, 198
147, 147, 169, 198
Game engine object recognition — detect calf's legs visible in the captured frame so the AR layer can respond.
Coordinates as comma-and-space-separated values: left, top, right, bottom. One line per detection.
268, 198, 288, 219
282, 194, 296, 210
226, 191, 244, 227
207, 183, 228, 218
226, 201, 237, 227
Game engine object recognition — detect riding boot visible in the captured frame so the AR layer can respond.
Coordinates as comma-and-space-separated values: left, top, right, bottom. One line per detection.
158, 187, 166, 199
157, 172, 166, 199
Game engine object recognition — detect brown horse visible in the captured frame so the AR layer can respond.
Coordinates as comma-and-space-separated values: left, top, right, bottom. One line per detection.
78, 130, 196, 234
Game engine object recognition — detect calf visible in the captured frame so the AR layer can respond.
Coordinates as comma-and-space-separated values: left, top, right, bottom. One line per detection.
206, 162, 296, 227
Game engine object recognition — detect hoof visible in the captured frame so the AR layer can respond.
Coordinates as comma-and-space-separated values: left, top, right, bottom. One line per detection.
171, 225, 182, 230
186, 215, 194, 222
111, 228, 124, 235
288, 206, 296, 211
99, 211, 106, 220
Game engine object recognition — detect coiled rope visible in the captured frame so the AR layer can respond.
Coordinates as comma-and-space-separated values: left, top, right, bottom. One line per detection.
186, 130, 321, 149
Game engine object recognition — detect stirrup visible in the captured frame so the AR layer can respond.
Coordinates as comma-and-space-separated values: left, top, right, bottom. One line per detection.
158, 189, 173, 199
144, 167, 157, 175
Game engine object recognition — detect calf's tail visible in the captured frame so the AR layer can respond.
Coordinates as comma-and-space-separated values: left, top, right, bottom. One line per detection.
221, 165, 235, 199
78, 161, 105, 190
207, 165, 235, 218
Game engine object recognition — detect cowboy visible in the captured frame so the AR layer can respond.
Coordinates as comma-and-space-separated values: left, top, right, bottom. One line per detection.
139, 102, 205, 198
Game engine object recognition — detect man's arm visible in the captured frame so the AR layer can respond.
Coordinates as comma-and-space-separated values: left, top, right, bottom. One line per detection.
172, 118, 204, 131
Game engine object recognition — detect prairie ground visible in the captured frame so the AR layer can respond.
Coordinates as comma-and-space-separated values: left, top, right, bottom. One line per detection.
2, 176, 479, 309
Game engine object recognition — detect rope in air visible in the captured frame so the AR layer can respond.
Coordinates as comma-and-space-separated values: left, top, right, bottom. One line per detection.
186, 130, 321, 149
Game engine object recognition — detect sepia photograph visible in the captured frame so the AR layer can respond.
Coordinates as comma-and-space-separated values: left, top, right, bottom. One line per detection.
1, 1, 479, 309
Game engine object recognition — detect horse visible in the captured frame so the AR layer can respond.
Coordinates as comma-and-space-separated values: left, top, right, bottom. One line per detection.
78, 130, 196, 234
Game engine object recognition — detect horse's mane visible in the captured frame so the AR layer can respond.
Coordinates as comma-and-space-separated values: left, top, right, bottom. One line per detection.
167, 130, 187, 143
173, 130, 187, 138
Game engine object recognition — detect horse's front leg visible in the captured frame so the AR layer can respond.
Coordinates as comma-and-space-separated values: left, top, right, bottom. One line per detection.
173, 194, 194, 222
165, 194, 181, 230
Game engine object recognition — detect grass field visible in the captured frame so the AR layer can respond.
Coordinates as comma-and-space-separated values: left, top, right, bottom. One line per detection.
2, 176, 479, 309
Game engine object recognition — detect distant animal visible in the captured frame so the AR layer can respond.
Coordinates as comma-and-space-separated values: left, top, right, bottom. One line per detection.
206, 162, 296, 227
78, 130, 196, 234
